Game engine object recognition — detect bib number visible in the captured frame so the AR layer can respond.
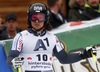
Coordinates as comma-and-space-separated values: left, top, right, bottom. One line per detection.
36, 54, 48, 61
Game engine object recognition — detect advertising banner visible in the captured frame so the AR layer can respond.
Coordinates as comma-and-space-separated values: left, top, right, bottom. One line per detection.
0, 44, 13, 72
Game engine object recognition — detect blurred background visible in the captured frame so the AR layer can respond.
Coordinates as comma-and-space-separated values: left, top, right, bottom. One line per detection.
0, 0, 68, 30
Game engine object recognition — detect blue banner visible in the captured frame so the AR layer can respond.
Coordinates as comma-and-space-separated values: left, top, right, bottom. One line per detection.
0, 44, 13, 72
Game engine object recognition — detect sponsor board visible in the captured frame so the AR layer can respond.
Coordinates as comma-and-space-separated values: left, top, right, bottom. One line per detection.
52, 45, 100, 72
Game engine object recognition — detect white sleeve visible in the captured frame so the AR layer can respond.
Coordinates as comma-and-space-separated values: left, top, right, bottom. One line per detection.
11, 33, 23, 52
54, 35, 63, 52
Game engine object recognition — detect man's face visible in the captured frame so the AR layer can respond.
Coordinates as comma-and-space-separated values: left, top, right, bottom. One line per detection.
58, 0, 63, 10
76, 0, 86, 7
0, 15, 2, 25
6, 19, 17, 32
29, 13, 45, 31
87, 0, 99, 7
31, 20, 44, 31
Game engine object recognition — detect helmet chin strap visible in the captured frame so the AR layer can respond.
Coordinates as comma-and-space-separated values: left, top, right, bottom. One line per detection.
32, 25, 45, 32
31, 21, 47, 32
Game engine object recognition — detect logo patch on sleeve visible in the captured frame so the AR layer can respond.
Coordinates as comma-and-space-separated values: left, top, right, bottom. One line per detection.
17, 39, 23, 51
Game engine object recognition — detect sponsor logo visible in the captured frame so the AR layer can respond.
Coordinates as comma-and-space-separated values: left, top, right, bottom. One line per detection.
27, 57, 32, 60
17, 39, 23, 51
55, 37, 59, 42
50, 57, 52, 60
34, 6, 42, 11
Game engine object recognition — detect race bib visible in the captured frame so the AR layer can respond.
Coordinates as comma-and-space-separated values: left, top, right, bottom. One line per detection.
20, 53, 52, 71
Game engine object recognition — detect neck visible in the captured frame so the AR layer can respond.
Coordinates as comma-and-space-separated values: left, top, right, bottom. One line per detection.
7, 29, 16, 38
32, 28, 44, 34
37, 31, 41, 34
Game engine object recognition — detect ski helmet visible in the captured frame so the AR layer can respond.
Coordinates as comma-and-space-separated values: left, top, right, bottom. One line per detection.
27, 3, 50, 31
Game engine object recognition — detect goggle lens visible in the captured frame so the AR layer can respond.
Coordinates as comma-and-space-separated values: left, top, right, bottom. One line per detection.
29, 13, 46, 22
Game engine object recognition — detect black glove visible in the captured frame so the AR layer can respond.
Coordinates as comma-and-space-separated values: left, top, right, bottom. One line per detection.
79, 46, 97, 59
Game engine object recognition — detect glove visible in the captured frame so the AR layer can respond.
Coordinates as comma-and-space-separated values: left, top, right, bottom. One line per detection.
11, 57, 24, 69
79, 45, 97, 59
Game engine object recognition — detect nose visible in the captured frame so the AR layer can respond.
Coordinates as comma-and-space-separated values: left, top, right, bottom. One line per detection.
35, 20, 39, 23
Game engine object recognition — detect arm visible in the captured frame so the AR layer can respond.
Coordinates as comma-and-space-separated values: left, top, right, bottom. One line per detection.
53, 36, 97, 64
7, 50, 20, 67
53, 45, 97, 64
7, 33, 23, 67
53, 45, 82, 64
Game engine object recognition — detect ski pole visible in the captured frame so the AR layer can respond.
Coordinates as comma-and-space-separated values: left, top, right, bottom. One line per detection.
18, 67, 21, 72
17, 57, 24, 72
91, 51, 100, 72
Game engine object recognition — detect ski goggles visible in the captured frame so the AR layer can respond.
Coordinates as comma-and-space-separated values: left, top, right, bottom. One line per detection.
29, 13, 46, 22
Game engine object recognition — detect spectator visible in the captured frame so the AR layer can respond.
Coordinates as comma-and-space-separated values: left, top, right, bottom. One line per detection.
68, 0, 86, 22
47, 0, 67, 28
81, 0, 100, 21
0, 13, 22, 40
0, 15, 3, 34
0, 15, 3, 28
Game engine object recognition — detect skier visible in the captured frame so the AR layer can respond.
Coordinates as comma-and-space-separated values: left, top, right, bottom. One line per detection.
7, 3, 97, 72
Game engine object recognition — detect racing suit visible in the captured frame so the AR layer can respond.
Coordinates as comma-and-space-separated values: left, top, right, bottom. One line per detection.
7, 28, 82, 72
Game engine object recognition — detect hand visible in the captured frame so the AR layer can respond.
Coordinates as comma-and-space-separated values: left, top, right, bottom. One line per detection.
11, 57, 24, 69
79, 45, 97, 59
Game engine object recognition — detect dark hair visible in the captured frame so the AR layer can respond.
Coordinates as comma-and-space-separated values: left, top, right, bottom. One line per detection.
45, 22, 53, 31
47, 0, 58, 7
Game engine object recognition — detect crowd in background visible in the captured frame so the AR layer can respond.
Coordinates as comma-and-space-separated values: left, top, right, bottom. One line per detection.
68, 0, 100, 21
0, 13, 22, 40
0, 0, 100, 40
